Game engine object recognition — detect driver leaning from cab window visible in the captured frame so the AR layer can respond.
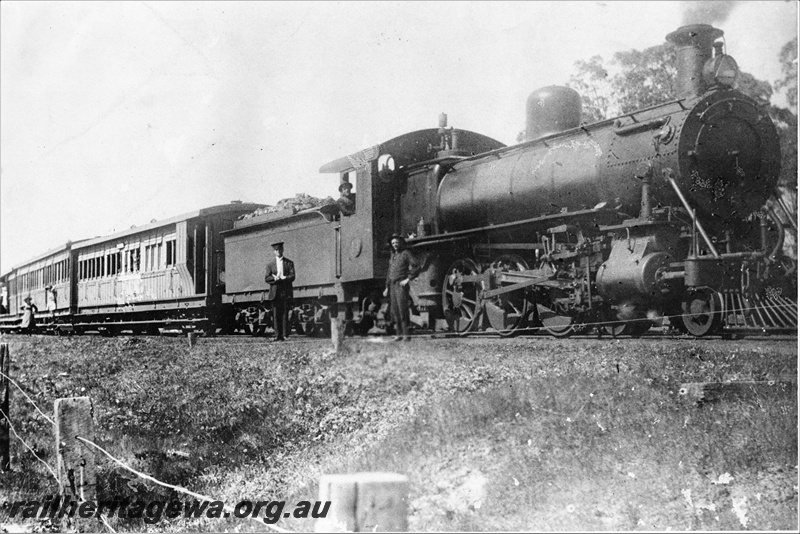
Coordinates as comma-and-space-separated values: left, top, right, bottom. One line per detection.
337, 181, 356, 216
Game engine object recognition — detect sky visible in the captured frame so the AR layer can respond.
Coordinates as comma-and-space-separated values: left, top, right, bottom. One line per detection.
1, 0, 797, 274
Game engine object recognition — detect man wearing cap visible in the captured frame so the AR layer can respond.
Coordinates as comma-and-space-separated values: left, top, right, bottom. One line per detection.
383, 234, 420, 341
265, 242, 295, 341
336, 181, 356, 216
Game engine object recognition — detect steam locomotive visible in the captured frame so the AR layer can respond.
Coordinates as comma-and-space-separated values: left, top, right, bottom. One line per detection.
1, 24, 796, 338
223, 23, 794, 338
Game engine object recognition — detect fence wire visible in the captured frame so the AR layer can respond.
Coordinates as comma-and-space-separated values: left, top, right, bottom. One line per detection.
0, 369, 56, 426
0, 407, 58, 480
77, 436, 293, 533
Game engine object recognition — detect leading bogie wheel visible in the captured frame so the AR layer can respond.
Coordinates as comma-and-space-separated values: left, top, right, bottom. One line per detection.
682, 288, 723, 337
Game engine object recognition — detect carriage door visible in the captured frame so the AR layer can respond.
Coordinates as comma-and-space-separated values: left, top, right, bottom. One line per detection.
194, 222, 206, 294
213, 220, 235, 292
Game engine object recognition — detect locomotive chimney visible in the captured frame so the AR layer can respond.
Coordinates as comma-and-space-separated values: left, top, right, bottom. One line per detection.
666, 24, 724, 99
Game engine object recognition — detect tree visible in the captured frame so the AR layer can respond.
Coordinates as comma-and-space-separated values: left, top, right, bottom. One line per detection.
565, 40, 796, 188
567, 55, 614, 122
610, 44, 676, 114
772, 37, 798, 190
565, 43, 676, 121
775, 36, 798, 111
736, 71, 773, 108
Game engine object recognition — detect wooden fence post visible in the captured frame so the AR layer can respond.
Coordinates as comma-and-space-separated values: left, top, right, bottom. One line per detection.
1, 343, 9, 471
331, 318, 346, 354
188, 332, 198, 347
54, 397, 96, 502
315, 472, 409, 532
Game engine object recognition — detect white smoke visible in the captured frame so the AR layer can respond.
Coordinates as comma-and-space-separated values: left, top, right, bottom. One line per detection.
681, 0, 739, 25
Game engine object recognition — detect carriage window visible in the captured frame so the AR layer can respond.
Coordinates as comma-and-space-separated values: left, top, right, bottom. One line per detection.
129, 248, 140, 272
108, 253, 116, 276
145, 243, 162, 271
166, 239, 176, 267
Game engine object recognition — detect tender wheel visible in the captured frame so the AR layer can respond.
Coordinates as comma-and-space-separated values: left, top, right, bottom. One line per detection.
485, 255, 529, 337
250, 324, 264, 336
627, 320, 652, 337
601, 322, 627, 337
601, 319, 651, 337
303, 319, 318, 337
682, 288, 723, 337
442, 258, 482, 336
202, 324, 218, 337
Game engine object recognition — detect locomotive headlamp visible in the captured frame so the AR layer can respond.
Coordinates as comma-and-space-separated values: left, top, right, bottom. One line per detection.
703, 54, 739, 88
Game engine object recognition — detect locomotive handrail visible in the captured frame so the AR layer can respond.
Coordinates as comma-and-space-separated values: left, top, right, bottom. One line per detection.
614, 117, 669, 136
408, 207, 620, 248
402, 155, 471, 171
444, 97, 687, 169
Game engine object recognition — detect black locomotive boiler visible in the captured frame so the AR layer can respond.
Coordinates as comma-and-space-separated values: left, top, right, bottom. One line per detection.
223, 23, 794, 338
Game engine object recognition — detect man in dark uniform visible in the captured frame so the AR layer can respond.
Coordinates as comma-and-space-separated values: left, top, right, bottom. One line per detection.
336, 181, 356, 216
264, 242, 295, 341
383, 234, 420, 341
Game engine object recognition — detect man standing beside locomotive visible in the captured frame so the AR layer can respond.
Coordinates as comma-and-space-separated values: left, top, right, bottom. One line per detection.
383, 234, 420, 341
265, 242, 295, 341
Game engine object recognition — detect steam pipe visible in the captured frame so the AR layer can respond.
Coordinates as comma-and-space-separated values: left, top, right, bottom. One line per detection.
765, 208, 786, 263
663, 168, 720, 258
640, 174, 652, 219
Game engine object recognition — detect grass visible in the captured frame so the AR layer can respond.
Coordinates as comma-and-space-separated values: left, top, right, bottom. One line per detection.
0, 334, 797, 531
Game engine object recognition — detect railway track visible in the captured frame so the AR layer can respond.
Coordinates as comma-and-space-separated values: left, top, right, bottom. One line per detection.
2, 294, 796, 342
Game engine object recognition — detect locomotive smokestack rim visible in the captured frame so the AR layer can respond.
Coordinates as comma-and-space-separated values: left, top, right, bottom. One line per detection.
665, 24, 723, 47
666, 24, 725, 99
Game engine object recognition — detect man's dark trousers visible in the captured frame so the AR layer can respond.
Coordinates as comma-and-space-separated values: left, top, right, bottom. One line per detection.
273, 298, 289, 340
389, 281, 410, 337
